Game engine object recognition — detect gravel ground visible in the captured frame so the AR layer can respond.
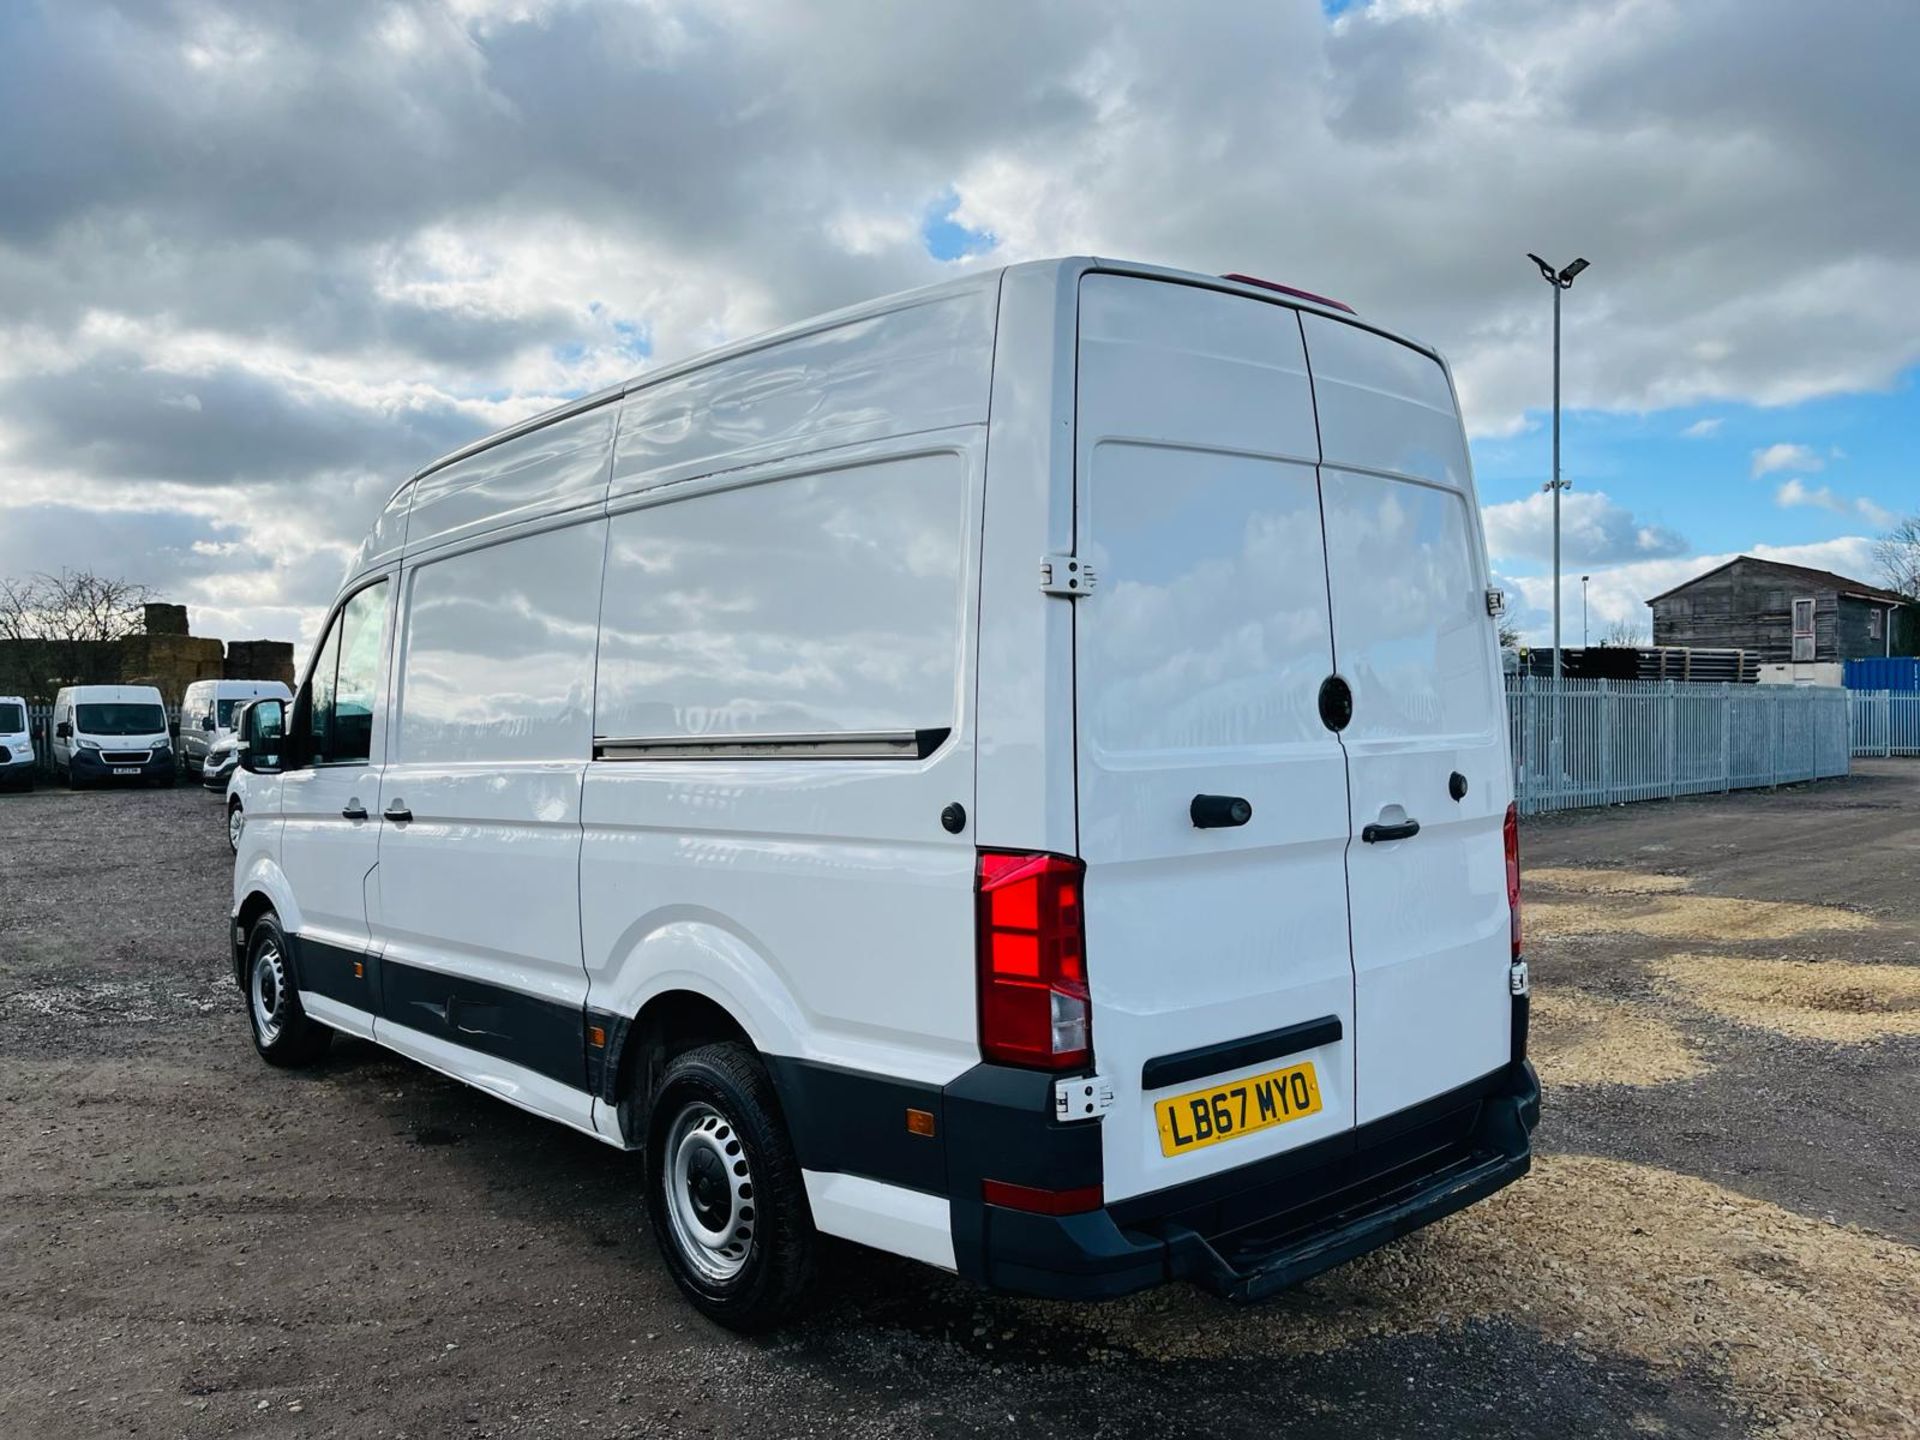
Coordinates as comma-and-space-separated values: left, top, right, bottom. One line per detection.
3, 765, 1918, 1438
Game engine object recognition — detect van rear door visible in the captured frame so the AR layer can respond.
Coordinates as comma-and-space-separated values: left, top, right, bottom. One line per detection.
1300, 313, 1512, 1125
1071, 275, 1356, 1204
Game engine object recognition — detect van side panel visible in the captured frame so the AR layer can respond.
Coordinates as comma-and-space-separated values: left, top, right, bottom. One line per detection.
581, 435, 987, 1088
405, 407, 615, 559
371, 520, 607, 1095
1301, 313, 1513, 1125
608, 282, 997, 503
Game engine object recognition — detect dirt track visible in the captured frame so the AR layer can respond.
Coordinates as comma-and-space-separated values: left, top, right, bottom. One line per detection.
3, 764, 1918, 1438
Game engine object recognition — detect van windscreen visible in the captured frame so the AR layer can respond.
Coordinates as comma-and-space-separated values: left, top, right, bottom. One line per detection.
217, 698, 243, 727
0, 702, 23, 732
76, 703, 168, 736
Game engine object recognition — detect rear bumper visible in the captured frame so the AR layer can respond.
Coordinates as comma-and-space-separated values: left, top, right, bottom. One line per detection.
958, 1060, 1539, 1301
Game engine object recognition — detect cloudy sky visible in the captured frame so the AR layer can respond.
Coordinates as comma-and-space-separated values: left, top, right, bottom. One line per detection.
2, 0, 1915, 654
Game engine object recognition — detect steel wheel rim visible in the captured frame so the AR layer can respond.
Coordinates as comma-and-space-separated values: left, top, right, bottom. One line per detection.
662, 1100, 755, 1282
250, 941, 287, 1046
228, 804, 244, 849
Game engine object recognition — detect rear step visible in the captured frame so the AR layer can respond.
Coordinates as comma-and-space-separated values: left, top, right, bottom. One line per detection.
1140, 1067, 1537, 1301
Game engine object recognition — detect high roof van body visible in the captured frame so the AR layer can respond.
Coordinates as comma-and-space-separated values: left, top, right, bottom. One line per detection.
51, 684, 175, 789
228, 258, 1535, 1328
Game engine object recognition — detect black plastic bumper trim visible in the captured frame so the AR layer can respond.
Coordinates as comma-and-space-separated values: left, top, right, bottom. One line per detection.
966, 1060, 1540, 1301
1142, 1015, 1344, 1092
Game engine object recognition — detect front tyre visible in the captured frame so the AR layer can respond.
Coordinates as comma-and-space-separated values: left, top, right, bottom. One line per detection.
644, 1042, 815, 1330
244, 915, 332, 1068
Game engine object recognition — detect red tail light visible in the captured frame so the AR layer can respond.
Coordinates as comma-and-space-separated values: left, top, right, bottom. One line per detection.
1504, 802, 1522, 959
1221, 272, 1357, 314
976, 850, 1090, 1070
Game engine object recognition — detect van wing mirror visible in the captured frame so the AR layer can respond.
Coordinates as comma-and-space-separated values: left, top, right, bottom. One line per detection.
203, 714, 217, 731
239, 698, 286, 774
55, 721, 71, 739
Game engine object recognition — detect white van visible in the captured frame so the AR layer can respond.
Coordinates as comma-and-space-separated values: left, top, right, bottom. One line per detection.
179, 678, 292, 776
51, 684, 175, 788
231, 258, 1535, 1329
0, 695, 33, 791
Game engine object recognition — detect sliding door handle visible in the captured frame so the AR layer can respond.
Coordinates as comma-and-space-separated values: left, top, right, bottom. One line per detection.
340, 801, 368, 821
383, 801, 413, 824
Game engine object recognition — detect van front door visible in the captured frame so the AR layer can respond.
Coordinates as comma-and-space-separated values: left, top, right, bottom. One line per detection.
1072, 276, 1358, 1205
1301, 314, 1513, 1125
278, 578, 392, 1038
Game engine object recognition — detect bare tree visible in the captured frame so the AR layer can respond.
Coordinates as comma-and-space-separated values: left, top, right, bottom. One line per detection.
1602, 615, 1648, 648
1873, 514, 1920, 600
0, 569, 155, 699
1497, 619, 1522, 652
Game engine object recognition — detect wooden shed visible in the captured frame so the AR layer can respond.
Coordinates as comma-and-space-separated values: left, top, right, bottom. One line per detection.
1647, 557, 1911, 666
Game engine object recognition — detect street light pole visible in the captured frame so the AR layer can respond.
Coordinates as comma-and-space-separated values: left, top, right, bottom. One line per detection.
1582, 574, 1590, 646
1527, 254, 1589, 682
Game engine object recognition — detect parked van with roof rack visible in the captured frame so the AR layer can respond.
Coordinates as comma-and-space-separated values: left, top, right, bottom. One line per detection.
0, 695, 33, 792
228, 257, 1536, 1329
51, 684, 175, 789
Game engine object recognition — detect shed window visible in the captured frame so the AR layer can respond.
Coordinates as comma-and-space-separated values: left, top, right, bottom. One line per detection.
1870, 608, 1885, 641
1792, 598, 1814, 635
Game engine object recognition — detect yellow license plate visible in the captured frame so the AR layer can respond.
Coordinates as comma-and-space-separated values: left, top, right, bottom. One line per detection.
1155, 1061, 1323, 1157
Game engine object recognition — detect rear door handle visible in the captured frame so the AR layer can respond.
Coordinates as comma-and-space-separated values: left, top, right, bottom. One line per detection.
341, 800, 368, 821
383, 801, 413, 824
1362, 818, 1421, 843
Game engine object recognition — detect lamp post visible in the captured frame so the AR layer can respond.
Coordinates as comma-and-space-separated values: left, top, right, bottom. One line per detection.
1527, 253, 1590, 681
1582, 575, 1590, 646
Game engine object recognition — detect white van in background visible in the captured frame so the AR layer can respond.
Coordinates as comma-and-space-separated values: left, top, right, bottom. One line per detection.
51, 684, 175, 789
230, 257, 1535, 1330
179, 679, 292, 776
0, 695, 33, 791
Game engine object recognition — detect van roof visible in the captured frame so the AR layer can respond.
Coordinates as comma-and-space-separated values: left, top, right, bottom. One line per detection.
190, 679, 291, 694
56, 684, 166, 702
397, 258, 1441, 495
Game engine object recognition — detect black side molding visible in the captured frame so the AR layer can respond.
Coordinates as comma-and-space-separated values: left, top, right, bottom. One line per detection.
1142, 1015, 1344, 1092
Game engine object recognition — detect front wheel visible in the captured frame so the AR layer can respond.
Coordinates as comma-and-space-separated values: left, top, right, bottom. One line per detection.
643, 1042, 815, 1330
227, 799, 245, 853
244, 915, 332, 1067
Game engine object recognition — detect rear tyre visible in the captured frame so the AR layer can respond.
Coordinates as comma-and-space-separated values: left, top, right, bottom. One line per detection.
643, 1042, 815, 1331
227, 799, 245, 853
244, 914, 332, 1068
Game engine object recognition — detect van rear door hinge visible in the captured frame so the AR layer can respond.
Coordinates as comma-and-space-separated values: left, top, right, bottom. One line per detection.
1053, 1073, 1115, 1122
1040, 552, 1096, 597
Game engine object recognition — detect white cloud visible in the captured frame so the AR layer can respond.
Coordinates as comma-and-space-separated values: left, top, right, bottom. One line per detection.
1776, 479, 1900, 532
1776, 478, 1845, 512
1751, 442, 1824, 478
1482, 488, 1687, 567
1680, 417, 1722, 438
1856, 497, 1898, 531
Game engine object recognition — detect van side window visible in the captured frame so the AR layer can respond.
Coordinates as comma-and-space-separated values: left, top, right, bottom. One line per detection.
293, 580, 388, 766
304, 622, 342, 760
594, 453, 968, 743
394, 523, 604, 763
330, 582, 389, 763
